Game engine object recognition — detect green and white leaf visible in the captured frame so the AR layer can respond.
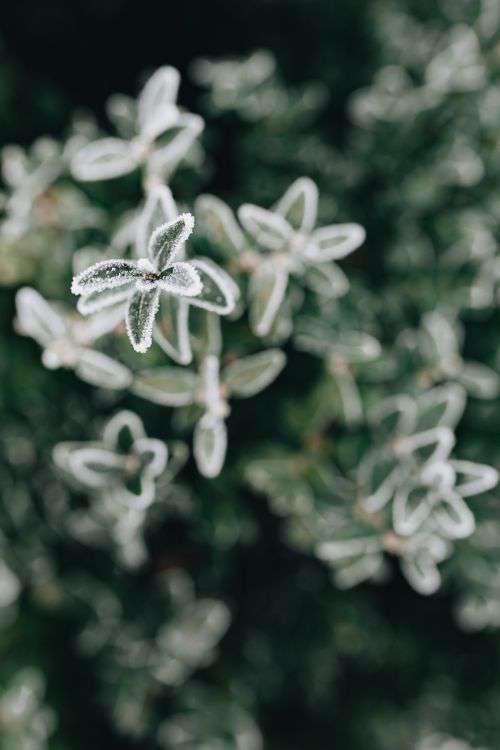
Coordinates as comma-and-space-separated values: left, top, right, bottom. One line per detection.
224, 349, 286, 397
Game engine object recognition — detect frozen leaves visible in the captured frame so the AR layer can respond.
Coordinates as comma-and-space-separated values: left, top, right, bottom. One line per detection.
72, 214, 203, 353
70, 66, 204, 183
15, 287, 131, 389
72, 197, 238, 357
350, 385, 498, 594
54, 411, 168, 510
360, 385, 498, 541
196, 177, 365, 338
133, 349, 286, 477
72, 259, 143, 294
244, 380, 498, 597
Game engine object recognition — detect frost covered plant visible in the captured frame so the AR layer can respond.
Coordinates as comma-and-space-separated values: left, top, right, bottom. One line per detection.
0, 138, 102, 240
159, 683, 262, 750
69, 570, 230, 737
122, 185, 238, 364
424, 25, 486, 94
294, 313, 382, 425
0, 558, 21, 611
361, 386, 498, 539
234, 177, 365, 336
317, 525, 453, 596
15, 287, 132, 388
53, 410, 168, 509
192, 48, 327, 125
401, 311, 499, 399
0, 139, 65, 239
71, 66, 203, 184
51, 437, 188, 570
151, 569, 230, 686
192, 49, 276, 119
244, 447, 454, 595
349, 65, 441, 126
350, 25, 486, 128
246, 383, 498, 596
133, 348, 286, 477
71, 213, 203, 352
0, 668, 56, 750
198, 177, 365, 337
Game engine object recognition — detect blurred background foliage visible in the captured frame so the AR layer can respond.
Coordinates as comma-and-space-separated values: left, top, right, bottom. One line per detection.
1, 1, 500, 749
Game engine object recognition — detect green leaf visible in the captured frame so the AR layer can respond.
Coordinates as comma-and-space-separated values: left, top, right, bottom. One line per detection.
224, 349, 286, 397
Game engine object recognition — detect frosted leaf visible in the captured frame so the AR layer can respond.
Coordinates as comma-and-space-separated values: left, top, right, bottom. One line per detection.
358, 448, 407, 513
15, 287, 67, 346
103, 410, 146, 447
109, 475, 160, 511
126, 286, 161, 353
335, 332, 381, 364
188, 257, 238, 314
450, 460, 499, 497
369, 395, 418, 438
238, 204, 291, 252
332, 367, 363, 426
133, 437, 168, 479
396, 426, 455, 466
72, 260, 141, 295
106, 93, 136, 139
136, 185, 177, 258
71, 138, 137, 181
295, 318, 381, 364
425, 26, 485, 93
307, 223, 366, 262
224, 349, 286, 398
334, 555, 386, 589
148, 213, 195, 270
75, 349, 133, 390
158, 262, 202, 297
107, 438, 168, 509
415, 384, 466, 431
458, 361, 500, 399
137, 66, 181, 134
421, 310, 461, 364
199, 355, 223, 411
2, 144, 29, 187
301, 262, 349, 298
68, 447, 125, 489
132, 367, 198, 406
249, 260, 289, 337
274, 177, 318, 233
0, 560, 21, 607
83, 302, 128, 340
72, 246, 109, 277
316, 536, 382, 563
401, 553, 441, 596
261, 299, 294, 344
432, 490, 475, 539
192, 47, 275, 89
393, 484, 433, 536
456, 594, 500, 633
195, 194, 245, 255
153, 296, 192, 364
53, 441, 87, 481
77, 283, 135, 315
146, 113, 204, 180
157, 598, 230, 664
193, 413, 227, 478
139, 104, 179, 143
